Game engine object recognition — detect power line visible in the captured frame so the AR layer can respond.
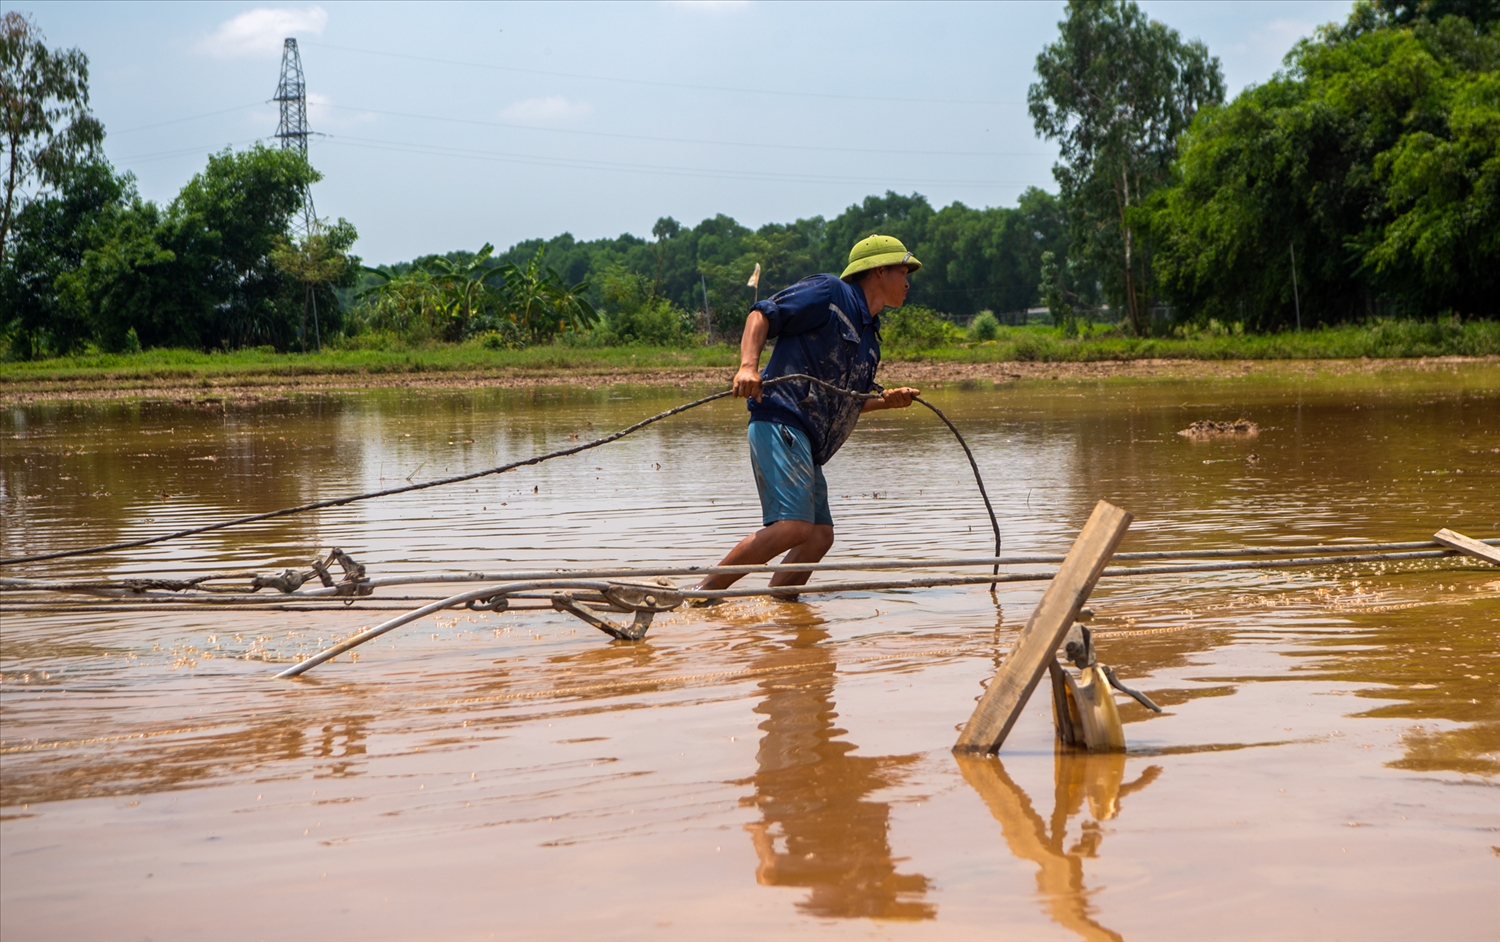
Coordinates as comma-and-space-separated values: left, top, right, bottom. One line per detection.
305, 40, 1025, 107
112, 102, 264, 135
109, 130, 1035, 188
322, 103, 1049, 159
112, 138, 265, 163
321, 133, 1034, 188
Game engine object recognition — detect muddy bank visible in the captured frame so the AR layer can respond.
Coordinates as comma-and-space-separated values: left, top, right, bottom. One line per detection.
2, 355, 1493, 404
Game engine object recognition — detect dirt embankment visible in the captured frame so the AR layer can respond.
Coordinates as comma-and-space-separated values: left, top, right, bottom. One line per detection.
1, 355, 1492, 405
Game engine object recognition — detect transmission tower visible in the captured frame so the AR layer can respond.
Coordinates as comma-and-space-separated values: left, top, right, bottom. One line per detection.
273, 37, 317, 237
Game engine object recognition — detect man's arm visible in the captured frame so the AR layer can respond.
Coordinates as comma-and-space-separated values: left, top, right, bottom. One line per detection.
733, 309, 771, 400
861, 387, 919, 412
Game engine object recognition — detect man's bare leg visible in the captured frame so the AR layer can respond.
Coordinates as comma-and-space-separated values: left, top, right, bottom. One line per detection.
768, 524, 834, 588
698, 520, 834, 592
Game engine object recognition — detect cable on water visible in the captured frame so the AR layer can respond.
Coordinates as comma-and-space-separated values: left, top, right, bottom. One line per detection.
1, 374, 1003, 569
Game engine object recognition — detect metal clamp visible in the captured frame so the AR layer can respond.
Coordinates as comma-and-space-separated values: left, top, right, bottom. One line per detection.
464, 594, 511, 613
252, 569, 307, 594
310, 548, 373, 599
601, 582, 684, 613
551, 594, 656, 642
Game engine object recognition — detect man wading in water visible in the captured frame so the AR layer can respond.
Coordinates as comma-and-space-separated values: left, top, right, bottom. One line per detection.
697, 235, 922, 596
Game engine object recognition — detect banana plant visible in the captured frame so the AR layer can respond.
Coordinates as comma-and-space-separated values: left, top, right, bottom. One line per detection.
495, 247, 597, 343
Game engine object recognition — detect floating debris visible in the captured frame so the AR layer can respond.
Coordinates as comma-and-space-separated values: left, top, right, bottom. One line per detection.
1178, 419, 1259, 439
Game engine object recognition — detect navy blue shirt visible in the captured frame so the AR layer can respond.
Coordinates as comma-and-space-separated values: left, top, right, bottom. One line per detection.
747, 274, 881, 466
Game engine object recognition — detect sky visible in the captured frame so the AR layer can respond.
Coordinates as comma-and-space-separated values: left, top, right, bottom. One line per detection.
20, 0, 1354, 264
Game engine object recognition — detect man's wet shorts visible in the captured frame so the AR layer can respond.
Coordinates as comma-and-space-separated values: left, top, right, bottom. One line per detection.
747, 420, 833, 527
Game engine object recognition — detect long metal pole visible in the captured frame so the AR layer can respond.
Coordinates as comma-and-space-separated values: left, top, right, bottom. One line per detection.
6, 539, 1495, 598
1290, 242, 1302, 331
265, 548, 1475, 678
701, 274, 712, 344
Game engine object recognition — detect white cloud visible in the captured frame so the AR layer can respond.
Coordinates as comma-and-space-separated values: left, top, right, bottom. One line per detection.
306, 91, 333, 122
198, 6, 328, 59
662, 0, 752, 11
499, 96, 593, 124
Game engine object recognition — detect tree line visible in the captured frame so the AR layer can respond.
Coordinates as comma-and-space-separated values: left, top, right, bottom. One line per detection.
360, 186, 1073, 349
3, 1, 1495, 359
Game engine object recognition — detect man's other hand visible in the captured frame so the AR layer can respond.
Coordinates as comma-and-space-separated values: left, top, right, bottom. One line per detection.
733, 366, 764, 400
881, 386, 919, 409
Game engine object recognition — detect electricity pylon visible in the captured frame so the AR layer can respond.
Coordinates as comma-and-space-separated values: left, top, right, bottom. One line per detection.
273, 37, 317, 237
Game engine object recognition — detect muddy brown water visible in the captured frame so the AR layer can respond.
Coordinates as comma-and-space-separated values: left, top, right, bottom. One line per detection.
3, 364, 1497, 940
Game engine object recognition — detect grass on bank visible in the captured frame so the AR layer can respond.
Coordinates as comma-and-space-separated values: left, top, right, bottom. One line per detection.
2, 320, 1495, 386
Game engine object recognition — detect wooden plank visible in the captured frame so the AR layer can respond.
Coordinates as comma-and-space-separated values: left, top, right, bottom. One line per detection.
954, 500, 1132, 755
1433, 528, 1500, 567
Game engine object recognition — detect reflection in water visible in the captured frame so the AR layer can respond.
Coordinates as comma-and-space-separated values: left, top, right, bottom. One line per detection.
4, 715, 311, 805
741, 614, 933, 920
957, 752, 1161, 942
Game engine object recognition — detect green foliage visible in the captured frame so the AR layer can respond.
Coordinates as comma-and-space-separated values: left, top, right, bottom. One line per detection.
356, 242, 504, 344
493, 247, 597, 343
1150, 4, 1500, 325
1038, 250, 1080, 337
881, 305, 959, 351
2, 144, 326, 357
471, 189, 1071, 341
350, 265, 452, 345
1, 11, 105, 266
1030, 0, 1225, 334
592, 264, 694, 346
969, 310, 1000, 341
351, 245, 597, 348
166, 145, 320, 348
1, 159, 131, 356
597, 297, 693, 346
1174, 318, 1243, 339
271, 218, 360, 351
8, 321, 1493, 387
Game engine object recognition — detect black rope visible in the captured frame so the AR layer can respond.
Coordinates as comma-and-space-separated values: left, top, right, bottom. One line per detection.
2, 374, 1001, 567
911, 397, 1002, 571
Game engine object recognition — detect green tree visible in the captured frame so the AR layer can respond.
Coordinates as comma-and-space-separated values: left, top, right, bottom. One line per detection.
1, 11, 104, 266
55, 193, 174, 353
167, 145, 317, 347
1029, 0, 1224, 334
1038, 250, 1078, 335
920, 188, 1073, 318
1150, 4, 1499, 325
595, 263, 692, 346
271, 218, 360, 351
1, 159, 131, 356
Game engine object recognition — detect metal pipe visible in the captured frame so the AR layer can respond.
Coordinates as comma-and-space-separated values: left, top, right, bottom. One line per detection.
274, 586, 501, 678
10, 538, 1490, 597
269, 548, 1468, 677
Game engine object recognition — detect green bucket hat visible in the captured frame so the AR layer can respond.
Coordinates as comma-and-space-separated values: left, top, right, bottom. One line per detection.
840, 234, 923, 281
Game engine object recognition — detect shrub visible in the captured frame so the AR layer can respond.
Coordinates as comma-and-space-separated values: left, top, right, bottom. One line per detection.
882, 305, 957, 350
470, 326, 525, 351
597, 297, 694, 346
969, 310, 1000, 341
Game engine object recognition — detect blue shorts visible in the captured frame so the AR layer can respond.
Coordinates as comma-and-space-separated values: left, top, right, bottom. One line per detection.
748, 421, 833, 528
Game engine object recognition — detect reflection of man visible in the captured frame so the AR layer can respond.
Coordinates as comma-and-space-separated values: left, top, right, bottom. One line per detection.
698, 236, 923, 595
742, 617, 933, 920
